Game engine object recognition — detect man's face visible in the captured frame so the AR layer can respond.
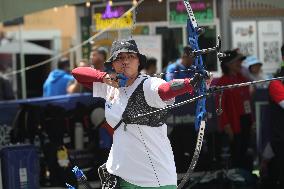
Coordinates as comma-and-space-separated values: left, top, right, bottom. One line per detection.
182, 53, 194, 67
250, 64, 262, 75
91, 51, 105, 70
229, 59, 243, 74
146, 64, 157, 75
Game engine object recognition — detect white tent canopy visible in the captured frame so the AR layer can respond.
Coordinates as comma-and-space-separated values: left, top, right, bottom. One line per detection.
0, 40, 53, 55
0, 40, 54, 99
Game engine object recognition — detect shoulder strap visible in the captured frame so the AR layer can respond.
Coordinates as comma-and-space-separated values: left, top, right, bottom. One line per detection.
113, 78, 148, 131
113, 119, 123, 131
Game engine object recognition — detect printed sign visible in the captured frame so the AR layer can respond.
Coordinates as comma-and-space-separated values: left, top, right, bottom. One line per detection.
258, 21, 283, 74
168, 0, 214, 25
232, 21, 258, 56
93, 3, 133, 31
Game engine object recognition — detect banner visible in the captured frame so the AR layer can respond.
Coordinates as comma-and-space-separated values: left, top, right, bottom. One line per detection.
232, 21, 258, 56
168, 0, 214, 26
258, 21, 283, 74
92, 3, 133, 31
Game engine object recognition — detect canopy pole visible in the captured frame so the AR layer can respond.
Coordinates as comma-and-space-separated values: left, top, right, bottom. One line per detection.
12, 53, 17, 98
19, 25, 27, 99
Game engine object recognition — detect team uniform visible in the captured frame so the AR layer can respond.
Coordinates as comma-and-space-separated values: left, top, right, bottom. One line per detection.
216, 73, 252, 134
267, 80, 284, 188
216, 73, 253, 170
93, 76, 176, 187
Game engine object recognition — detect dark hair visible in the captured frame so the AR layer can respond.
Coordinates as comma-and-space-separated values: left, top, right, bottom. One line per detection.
220, 49, 246, 75
92, 47, 108, 61
183, 46, 193, 57
58, 58, 70, 70
138, 56, 145, 72
281, 43, 284, 57
144, 57, 157, 70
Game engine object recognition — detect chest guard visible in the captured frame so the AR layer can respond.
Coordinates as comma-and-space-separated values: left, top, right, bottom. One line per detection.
114, 78, 169, 130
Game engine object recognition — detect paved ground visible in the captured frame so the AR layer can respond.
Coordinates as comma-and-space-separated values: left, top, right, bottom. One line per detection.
41, 181, 101, 189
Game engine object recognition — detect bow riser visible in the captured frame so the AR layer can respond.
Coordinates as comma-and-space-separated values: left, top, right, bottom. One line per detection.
185, 7, 206, 130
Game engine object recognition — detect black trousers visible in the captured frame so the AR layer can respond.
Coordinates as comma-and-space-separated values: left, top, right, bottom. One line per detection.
263, 142, 284, 189
230, 114, 253, 171
169, 124, 197, 173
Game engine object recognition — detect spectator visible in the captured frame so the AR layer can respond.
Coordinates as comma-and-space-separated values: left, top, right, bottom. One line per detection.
242, 56, 265, 81
90, 47, 108, 71
0, 63, 14, 100
67, 59, 91, 94
242, 55, 268, 88
165, 46, 194, 81
264, 44, 284, 188
216, 49, 253, 171
43, 58, 74, 97
141, 57, 157, 75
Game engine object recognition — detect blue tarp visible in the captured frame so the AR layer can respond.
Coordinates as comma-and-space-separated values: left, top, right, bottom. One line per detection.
0, 93, 97, 125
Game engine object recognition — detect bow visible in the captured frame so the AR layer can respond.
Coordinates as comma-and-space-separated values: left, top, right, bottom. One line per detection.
177, 1, 223, 188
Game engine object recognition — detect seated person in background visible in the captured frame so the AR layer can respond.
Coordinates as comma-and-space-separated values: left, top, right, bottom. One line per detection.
67, 59, 91, 94
141, 57, 157, 75
43, 58, 74, 97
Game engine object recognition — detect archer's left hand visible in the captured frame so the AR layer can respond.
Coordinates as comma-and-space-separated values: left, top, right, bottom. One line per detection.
190, 70, 213, 89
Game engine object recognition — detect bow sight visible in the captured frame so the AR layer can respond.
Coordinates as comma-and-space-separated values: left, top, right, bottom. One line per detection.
185, 35, 226, 60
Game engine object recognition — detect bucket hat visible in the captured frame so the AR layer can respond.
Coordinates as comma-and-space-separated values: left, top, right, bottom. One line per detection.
105, 39, 146, 69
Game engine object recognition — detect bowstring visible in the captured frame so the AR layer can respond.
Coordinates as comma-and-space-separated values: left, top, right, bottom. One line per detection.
132, 76, 284, 120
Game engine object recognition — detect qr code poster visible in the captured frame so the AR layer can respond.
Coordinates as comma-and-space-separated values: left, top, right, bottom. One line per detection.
232, 21, 258, 56
258, 21, 283, 73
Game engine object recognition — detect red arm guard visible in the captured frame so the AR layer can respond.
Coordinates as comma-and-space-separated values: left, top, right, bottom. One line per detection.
72, 67, 107, 89
158, 79, 194, 101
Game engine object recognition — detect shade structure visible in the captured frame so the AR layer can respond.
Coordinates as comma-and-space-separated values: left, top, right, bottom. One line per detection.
0, 41, 53, 55
0, 40, 54, 99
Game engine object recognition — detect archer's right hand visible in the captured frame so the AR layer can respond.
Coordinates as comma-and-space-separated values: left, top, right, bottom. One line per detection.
103, 73, 120, 88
